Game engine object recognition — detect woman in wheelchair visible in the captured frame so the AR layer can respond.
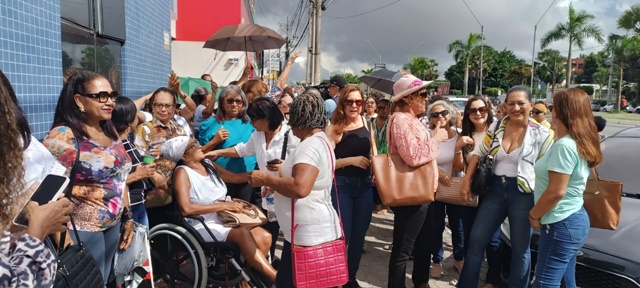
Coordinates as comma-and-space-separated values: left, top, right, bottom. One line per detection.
162, 136, 277, 284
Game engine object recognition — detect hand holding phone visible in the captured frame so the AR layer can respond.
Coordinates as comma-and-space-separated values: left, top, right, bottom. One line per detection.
24, 198, 73, 241
13, 175, 70, 227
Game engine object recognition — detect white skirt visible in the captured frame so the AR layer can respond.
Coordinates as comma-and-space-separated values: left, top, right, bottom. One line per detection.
186, 212, 232, 242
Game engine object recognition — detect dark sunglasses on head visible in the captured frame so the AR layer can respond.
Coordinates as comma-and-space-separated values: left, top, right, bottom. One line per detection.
532, 109, 544, 115
430, 110, 449, 118
226, 99, 244, 105
344, 99, 363, 107
79, 91, 119, 103
467, 106, 488, 115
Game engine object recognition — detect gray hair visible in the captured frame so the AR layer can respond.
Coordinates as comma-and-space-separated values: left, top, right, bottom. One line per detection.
288, 92, 327, 130
426, 100, 457, 128
215, 85, 249, 122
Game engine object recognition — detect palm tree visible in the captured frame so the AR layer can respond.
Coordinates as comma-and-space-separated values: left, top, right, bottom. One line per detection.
402, 56, 439, 81
506, 62, 531, 86
607, 34, 640, 109
361, 68, 374, 75
541, 3, 604, 88
448, 32, 482, 95
617, 4, 640, 35
536, 49, 566, 94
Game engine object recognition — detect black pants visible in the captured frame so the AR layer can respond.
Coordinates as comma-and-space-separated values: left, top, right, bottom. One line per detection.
387, 203, 430, 288
275, 241, 294, 288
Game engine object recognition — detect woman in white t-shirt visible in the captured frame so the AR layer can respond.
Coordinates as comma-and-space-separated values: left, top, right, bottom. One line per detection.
163, 136, 277, 284
248, 92, 342, 288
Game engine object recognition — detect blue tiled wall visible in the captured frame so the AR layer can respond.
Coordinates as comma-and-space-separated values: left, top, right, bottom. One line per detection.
0, 0, 62, 140
121, 0, 172, 99
0, 0, 170, 139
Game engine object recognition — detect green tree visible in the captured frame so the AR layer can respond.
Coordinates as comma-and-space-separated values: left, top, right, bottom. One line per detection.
468, 45, 496, 94
592, 67, 611, 99
361, 68, 374, 75
506, 62, 531, 86
444, 61, 466, 92
447, 32, 483, 95
541, 3, 604, 87
483, 48, 524, 92
80, 46, 115, 76
536, 49, 566, 94
402, 56, 439, 81
574, 52, 606, 84
331, 72, 360, 84
607, 34, 640, 109
617, 4, 640, 35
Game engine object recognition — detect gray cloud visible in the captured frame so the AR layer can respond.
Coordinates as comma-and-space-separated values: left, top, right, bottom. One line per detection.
254, 0, 633, 83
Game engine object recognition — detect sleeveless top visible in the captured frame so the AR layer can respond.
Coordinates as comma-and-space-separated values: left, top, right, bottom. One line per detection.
178, 160, 228, 228
334, 125, 371, 177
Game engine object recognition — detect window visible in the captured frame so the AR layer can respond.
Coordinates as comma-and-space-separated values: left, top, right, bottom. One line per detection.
99, 0, 126, 40
60, 0, 126, 40
60, 0, 92, 29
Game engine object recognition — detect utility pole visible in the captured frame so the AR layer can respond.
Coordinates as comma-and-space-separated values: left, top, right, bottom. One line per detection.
312, 0, 322, 85
305, 1, 315, 85
479, 25, 484, 94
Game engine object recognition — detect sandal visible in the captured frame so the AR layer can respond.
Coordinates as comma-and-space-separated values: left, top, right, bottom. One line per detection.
430, 263, 443, 279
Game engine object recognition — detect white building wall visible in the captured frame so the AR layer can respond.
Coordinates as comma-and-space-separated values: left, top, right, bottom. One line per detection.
171, 40, 249, 85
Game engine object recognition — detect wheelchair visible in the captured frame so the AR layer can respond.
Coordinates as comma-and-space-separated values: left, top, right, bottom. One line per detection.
148, 201, 270, 288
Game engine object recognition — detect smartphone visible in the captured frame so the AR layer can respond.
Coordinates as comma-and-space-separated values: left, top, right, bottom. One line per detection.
13, 175, 70, 227
266, 158, 281, 165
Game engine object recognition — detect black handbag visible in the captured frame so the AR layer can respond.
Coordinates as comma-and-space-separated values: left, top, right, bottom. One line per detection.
471, 118, 503, 196
51, 134, 104, 288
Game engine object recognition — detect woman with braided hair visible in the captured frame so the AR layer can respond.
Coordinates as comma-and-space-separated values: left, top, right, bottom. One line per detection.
248, 92, 342, 288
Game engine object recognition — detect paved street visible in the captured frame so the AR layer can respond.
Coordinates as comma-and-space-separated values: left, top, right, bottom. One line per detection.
275, 212, 489, 288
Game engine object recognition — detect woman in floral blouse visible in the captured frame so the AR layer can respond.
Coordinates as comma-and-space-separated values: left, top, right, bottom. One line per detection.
44, 71, 133, 285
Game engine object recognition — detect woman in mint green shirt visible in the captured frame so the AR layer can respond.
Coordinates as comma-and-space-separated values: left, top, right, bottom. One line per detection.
529, 88, 603, 288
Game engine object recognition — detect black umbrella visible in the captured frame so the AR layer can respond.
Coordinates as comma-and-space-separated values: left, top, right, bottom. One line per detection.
359, 69, 403, 95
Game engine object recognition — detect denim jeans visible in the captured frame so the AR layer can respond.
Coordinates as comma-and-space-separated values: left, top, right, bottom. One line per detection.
131, 203, 149, 227
331, 175, 373, 281
458, 176, 533, 288
71, 225, 121, 286
532, 207, 589, 288
387, 204, 429, 288
425, 201, 464, 262
460, 205, 503, 285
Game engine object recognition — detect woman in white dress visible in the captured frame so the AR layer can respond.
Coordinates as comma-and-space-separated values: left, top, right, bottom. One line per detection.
163, 136, 277, 283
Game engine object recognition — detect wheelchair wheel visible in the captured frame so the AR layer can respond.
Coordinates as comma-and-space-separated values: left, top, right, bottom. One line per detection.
150, 224, 208, 288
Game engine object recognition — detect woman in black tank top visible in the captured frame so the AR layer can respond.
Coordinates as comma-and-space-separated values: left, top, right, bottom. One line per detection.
326, 85, 377, 287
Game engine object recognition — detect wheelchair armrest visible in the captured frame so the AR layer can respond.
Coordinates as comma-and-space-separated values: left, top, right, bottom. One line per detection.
184, 214, 205, 222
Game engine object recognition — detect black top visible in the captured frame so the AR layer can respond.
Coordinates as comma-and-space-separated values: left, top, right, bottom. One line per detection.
334, 125, 371, 177
123, 138, 155, 205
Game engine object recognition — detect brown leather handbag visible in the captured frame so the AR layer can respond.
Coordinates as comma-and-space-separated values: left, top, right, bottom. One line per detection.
583, 168, 622, 230
217, 199, 268, 228
434, 165, 479, 207
371, 116, 436, 207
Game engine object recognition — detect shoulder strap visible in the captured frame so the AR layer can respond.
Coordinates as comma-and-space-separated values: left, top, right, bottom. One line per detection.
362, 116, 375, 156
280, 129, 291, 160
291, 135, 343, 246
58, 133, 84, 254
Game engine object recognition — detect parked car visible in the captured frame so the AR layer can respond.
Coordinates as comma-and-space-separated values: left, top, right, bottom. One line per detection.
449, 98, 468, 114
500, 127, 640, 287
601, 103, 614, 112
635, 106, 640, 114
591, 101, 602, 111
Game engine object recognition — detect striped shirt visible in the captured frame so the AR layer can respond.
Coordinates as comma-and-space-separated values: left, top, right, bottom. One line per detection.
123, 138, 154, 205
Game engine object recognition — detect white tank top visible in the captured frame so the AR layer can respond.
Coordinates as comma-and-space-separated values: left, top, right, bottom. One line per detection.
436, 133, 457, 176
493, 145, 523, 177
178, 162, 227, 205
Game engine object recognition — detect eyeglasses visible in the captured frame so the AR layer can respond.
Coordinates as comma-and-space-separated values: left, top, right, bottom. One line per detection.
226, 99, 244, 105
79, 91, 119, 103
377, 106, 388, 110
153, 103, 176, 110
419, 91, 429, 98
430, 110, 449, 118
344, 99, 363, 107
467, 107, 488, 115
366, 100, 376, 105
532, 109, 544, 115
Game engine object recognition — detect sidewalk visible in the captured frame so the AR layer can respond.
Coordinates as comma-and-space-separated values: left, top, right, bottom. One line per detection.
275, 212, 490, 288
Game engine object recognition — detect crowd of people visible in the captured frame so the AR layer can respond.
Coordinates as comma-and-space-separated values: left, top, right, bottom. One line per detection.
0, 56, 603, 288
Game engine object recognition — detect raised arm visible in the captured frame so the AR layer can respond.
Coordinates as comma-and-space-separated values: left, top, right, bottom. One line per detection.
276, 51, 300, 89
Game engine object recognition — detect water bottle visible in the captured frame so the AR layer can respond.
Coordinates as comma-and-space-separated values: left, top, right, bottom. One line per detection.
263, 187, 277, 222
141, 145, 156, 165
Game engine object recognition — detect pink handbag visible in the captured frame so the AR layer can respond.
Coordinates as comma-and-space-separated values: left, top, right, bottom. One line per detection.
290, 136, 349, 288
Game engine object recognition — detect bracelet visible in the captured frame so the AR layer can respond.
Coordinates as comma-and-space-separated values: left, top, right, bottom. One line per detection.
528, 213, 540, 221
454, 150, 462, 154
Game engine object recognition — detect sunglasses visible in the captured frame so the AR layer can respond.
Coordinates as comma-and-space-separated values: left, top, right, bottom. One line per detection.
532, 109, 544, 115
419, 91, 429, 98
467, 107, 488, 115
365, 100, 376, 105
153, 103, 176, 110
377, 106, 388, 110
79, 91, 119, 103
430, 110, 449, 119
226, 99, 244, 105
344, 99, 363, 107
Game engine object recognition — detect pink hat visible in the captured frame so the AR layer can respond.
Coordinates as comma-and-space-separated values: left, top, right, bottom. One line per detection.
391, 74, 433, 102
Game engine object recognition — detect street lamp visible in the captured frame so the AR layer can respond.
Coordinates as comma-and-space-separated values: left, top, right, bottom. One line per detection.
461, 0, 484, 94
531, 0, 558, 90
365, 40, 382, 66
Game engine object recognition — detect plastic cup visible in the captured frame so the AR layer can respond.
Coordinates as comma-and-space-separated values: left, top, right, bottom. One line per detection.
142, 155, 156, 164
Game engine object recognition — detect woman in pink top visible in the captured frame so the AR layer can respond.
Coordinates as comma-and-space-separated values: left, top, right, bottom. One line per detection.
386, 74, 446, 288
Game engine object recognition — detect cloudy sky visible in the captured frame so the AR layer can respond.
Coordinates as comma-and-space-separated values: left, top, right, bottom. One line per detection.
253, 0, 636, 83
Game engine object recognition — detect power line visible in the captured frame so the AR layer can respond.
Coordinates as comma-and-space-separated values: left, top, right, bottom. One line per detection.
324, 0, 401, 19
255, 0, 280, 26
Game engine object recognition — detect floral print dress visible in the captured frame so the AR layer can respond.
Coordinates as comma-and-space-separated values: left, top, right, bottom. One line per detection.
43, 126, 132, 232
